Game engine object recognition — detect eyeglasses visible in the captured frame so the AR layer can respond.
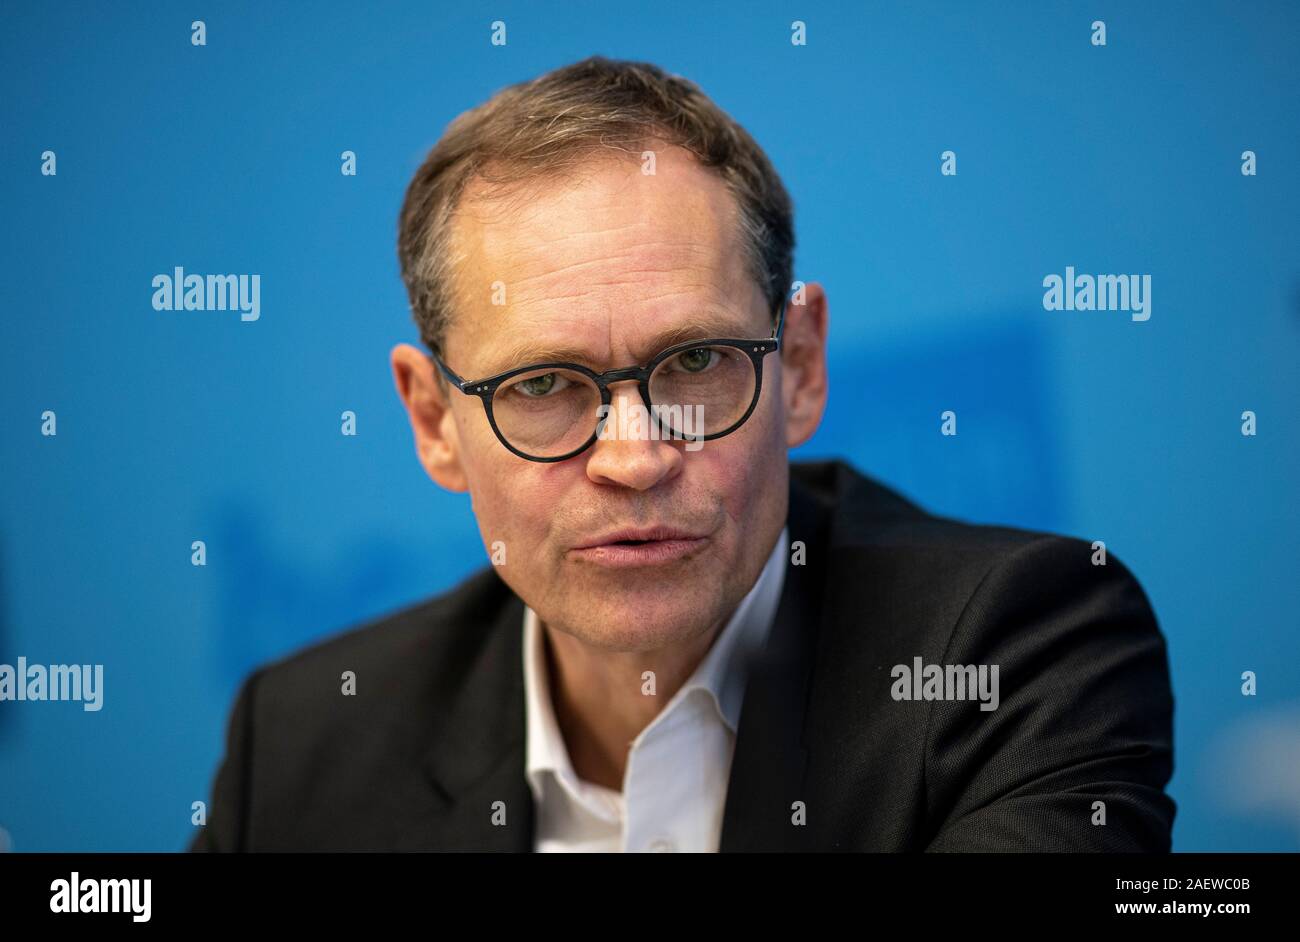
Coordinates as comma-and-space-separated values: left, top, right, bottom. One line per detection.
430, 294, 789, 462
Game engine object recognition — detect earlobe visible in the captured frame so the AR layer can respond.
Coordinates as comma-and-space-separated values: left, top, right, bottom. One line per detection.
390, 343, 469, 492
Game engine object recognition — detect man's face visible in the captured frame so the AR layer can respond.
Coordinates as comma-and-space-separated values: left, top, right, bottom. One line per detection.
404, 146, 802, 653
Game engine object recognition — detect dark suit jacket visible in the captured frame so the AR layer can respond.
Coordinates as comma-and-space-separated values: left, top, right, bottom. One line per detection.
190, 459, 1176, 852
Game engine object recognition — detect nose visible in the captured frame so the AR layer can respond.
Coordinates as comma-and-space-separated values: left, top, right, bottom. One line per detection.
584, 382, 683, 491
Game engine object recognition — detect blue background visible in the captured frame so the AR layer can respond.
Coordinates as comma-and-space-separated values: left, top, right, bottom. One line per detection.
1, 1, 1296, 852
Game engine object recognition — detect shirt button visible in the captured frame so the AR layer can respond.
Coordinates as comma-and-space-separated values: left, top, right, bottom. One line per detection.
647, 838, 677, 853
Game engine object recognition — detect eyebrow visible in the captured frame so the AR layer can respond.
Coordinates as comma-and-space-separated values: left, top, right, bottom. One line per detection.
481, 314, 763, 377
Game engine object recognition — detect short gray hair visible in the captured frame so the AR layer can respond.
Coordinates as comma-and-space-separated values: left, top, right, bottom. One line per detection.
396, 56, 795, 356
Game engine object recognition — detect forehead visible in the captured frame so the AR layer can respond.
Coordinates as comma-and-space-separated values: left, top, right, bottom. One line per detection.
442, 145, 764, 372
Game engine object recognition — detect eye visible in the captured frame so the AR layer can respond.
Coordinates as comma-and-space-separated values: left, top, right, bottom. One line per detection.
512, 372, 569, 397
671, 347, 717, 373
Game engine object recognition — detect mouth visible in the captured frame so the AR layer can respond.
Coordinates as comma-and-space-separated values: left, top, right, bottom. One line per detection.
569, 527, 711, 569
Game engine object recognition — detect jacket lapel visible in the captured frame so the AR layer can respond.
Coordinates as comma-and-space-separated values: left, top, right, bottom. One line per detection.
718, 473, 831, 851
418, 588, 535, 851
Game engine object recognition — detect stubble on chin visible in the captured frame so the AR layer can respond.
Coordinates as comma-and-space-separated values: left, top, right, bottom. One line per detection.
538, 552, 740, 653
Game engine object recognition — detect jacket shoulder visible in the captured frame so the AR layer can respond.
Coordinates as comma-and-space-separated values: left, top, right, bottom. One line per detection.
791, 461, 1172, 851
193, 565, 520, 850
794, 457, 1106, 563
237, 564, 517, 763
253, 564, 512, 685
793, 458, 1156, 652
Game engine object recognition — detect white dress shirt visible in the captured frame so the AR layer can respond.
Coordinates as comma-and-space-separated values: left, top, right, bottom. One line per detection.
522, 526, 789, 852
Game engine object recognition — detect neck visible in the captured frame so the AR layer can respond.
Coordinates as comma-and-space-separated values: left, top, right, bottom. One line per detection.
542, 618, 724, 791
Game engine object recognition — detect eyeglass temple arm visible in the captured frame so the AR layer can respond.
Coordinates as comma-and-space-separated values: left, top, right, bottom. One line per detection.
431, 353, 468, 389
772, 294, 790, 345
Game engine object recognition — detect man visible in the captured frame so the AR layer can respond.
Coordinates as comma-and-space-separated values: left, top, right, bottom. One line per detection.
190, 56, 1175, 852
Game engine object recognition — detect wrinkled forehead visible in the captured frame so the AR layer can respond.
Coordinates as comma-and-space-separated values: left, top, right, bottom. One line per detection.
441, 147, 767, 374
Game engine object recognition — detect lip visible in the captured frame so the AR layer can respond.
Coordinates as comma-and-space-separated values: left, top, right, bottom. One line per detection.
569, 527, 710, 569
575, 526, 705, 549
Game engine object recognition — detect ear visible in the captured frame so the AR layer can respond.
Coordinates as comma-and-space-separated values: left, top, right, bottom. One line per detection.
390, 343, 469, 492
779, 282, 829, 449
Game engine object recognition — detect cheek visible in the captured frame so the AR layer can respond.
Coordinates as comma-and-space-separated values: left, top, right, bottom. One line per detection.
451, 404, 510, 546
694, 433, 772, 529
449, 399, 512, 491
705, 426, 787, 560
762, 362, 789, 438
720, 378, 787, 490
463, 445, 571, 556
449, 397, 486, 460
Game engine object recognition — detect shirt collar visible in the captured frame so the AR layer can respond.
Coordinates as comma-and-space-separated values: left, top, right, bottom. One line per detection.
522, 526, 789, 798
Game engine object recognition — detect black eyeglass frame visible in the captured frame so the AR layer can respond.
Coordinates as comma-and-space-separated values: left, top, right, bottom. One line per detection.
430, 293, 790, 463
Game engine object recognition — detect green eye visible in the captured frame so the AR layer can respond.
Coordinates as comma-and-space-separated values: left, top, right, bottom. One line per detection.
517, 373, 558, 397
676, 348, 715, 372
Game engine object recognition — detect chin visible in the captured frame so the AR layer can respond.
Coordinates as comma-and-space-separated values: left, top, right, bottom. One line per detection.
554, 594, 726, 653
